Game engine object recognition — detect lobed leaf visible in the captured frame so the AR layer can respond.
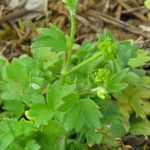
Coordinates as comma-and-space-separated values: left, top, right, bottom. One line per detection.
130, 118, 150, 138
63, 99, 102, 132
85, 129, 102, 147
1, 59, 29, 100
32, 25, 67, 51
2, 100, 24, 119
26, 103, 54, 127
128, 50, 150, 68
25, 140, 41, 150
47, 82, 76, 111
0, 119, 33, 149
118, 41, 137, 64
100, 101, 127, 137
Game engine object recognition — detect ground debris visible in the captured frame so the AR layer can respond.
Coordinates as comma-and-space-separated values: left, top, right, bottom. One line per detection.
0, 0, 150, 58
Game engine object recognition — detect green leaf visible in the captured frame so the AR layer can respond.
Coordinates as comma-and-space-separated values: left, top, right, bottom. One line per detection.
2, 100, 24, 119
23, 92, 45, 105
0, 132, 14, 150
1, 82, 21, 100
109, 68, 129, 84
85, 129, 102, 147
33, 47, 59, 70
130, 118, 150, 138
63, 99, 102, 132
128, 50, 150, 67
47, 82, 75, 111
3, 59, 29, 85
67, 141, 77, 150
1, 59, 29, 100
126, 83, 150, 118
26, 83, 76, 127
145, 0, 150, 9
106, 68, 129, 92
18, 55, 37, 72
26, 103, 54, 127
126, 72, 141, 86
30, 77, 45, 91
0, 119, 32, 136
25, 140, 41, 150
35, 120, 66, 150
109, 83, 128, 93
77, 41, 96, 59
118, 41, 137, 64
0, 119, 32, 149
62, 0, 79, 14
58, 93, 79, 112
100, 101, 126, 137
32, 25, 67, 51
130, 98, 146, 118
115, 79, 150, 121
0, 56, 8, 80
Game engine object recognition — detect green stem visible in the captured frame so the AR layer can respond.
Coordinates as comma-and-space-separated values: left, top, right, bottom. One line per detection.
60, 52, 68, 83
60, 14, 76, 82
69, 14, 76, 55
66, 14, 76, 68
66, 53, 104, 76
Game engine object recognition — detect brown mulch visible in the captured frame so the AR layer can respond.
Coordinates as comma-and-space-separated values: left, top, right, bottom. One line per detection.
0, 0, 150, 60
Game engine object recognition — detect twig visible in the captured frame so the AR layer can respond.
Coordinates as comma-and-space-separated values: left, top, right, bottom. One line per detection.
0, 8, 31, 24
115, 0, 147, 22
116, 5, 122, 20
0, 41, 12, 56
88, 10, 150, 39
122, 6, 145, 14
75, 34, 88, 42
11, 23, 23, 39
0, 5, 4, 18
103, 0, 110, 13
76, 15, 97, 31
136, 39, 150, 48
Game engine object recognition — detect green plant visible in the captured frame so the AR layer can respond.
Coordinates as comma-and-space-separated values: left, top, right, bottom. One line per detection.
0, 0, 150, 149
145, 0, 150, 9
145, 0, 150, 17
